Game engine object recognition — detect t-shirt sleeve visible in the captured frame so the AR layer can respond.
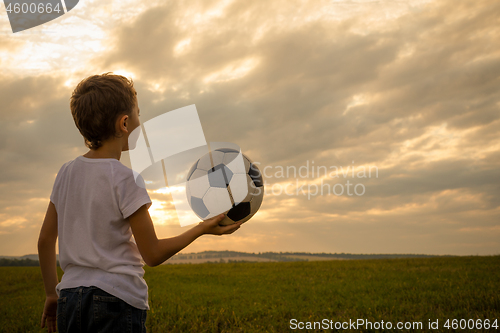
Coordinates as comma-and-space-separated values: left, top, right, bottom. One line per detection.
50, 180, 57, 205
115, 167, 152, 219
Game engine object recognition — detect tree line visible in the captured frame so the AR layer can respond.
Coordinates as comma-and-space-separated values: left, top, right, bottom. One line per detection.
0, 258, 60, 266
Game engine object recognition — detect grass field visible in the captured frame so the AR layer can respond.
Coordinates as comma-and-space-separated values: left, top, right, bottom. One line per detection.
0, 256, 498, 332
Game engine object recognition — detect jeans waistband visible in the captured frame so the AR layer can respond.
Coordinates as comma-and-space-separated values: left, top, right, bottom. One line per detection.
60, 285, 100, 293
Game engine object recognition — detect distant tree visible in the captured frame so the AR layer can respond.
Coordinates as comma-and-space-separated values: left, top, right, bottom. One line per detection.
0, 258, 39, 266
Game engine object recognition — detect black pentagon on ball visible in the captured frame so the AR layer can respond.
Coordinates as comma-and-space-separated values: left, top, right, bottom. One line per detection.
208, 164, 233, 188
215, 148, 239, 154
248, 163, 263, 187
190, 196, 210, 219
227, 202, 251, 221
217, 164, 233, 184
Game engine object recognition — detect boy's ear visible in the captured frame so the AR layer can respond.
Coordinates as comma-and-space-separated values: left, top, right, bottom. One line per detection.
117, 114, 129, 133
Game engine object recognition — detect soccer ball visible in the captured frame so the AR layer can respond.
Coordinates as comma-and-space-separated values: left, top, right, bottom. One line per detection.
186, 148, 264, 225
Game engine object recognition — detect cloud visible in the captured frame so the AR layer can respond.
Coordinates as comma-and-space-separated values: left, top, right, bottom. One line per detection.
0, 0, 499, 255
0, 74, 85, 237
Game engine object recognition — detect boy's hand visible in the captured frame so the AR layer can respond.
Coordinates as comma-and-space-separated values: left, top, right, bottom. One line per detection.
199, 214, 243, 235
41, 295, 58, 333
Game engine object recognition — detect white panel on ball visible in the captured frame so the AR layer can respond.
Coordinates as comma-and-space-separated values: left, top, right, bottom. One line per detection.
249, 188, 264, 215
211, 150, 225, 166
186, 169, 211, 198
223, 152, 250, 174
229, 174, 256, 203
197, 153, 213, 171
186, 181, 191, 205
202, 187, 233, 218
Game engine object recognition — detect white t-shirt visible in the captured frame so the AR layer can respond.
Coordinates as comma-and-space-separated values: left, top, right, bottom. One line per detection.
50, 155, 152, 310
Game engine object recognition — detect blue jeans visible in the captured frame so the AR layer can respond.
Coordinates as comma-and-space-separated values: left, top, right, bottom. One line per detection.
57, 286, 147, 333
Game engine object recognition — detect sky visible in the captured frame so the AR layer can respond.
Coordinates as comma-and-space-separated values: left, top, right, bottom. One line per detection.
0, 0, 499, 256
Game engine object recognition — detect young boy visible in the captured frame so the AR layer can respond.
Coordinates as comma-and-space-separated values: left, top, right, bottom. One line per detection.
38, 73, 242, 333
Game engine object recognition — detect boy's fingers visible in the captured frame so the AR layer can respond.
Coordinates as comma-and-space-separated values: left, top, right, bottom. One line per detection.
41, 314, 45, 328
221, 221, 243, 233
205, 213, 225, 224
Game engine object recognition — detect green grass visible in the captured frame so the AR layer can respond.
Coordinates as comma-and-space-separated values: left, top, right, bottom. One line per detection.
0, 256, 498, 332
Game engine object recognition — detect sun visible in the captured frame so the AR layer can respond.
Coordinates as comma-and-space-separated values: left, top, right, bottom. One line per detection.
113, 69, 136, 80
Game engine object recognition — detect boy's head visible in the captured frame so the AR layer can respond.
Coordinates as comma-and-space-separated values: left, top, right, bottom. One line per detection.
70, 72, 138, 150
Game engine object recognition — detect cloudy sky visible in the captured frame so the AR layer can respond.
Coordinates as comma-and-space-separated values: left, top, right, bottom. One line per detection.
1, 0, 499, 256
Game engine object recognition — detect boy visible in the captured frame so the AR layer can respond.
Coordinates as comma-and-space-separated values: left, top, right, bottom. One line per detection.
38, 73, 242, 333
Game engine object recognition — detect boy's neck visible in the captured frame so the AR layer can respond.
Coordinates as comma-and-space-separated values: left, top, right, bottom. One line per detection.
83, 142, 122, 160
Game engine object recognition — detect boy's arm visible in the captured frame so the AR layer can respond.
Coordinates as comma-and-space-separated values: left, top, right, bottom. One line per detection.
38, 201, 59, 295
38, 201, 59, 332
129, 204, 242, 267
